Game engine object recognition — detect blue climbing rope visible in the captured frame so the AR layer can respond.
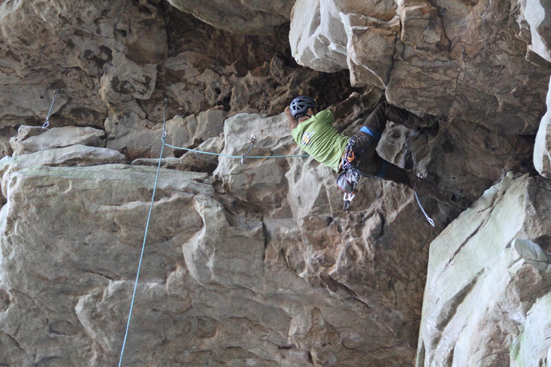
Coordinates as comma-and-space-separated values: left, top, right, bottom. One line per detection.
163, 142, 309, 159
117, 105, 310, 365
117, 135, 167, 367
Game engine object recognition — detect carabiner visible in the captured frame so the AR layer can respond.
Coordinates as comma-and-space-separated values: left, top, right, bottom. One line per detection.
240, 134, 256, 165
42, 90, 58, 129
343, 192, 355, 211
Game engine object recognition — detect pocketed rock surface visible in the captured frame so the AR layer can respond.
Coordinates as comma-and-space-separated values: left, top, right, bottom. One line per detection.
0, 1, 550, 367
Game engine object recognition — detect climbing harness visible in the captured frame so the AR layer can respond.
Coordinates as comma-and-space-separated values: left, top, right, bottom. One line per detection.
337, 128, 383, 211
42, 90, 58, 129
336, 129, 436, 226
118, 100, 310, 366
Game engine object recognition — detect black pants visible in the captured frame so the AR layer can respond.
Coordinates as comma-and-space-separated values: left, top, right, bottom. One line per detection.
350, 102, 452, 203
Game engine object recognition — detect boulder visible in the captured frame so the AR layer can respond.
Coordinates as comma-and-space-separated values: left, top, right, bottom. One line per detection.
0, 145, 126, 198
416, 172, 551, 367
526, 0, 551, 179
9, 126, 106, 156
289, 0, 349, 73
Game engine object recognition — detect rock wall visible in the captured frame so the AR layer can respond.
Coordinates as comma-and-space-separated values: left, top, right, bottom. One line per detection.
534, 78, 551, 178
0, 0, 550, 366
416, 173, 551, 367
289, 0, 551, 134
166, 0, 294, 35
0, 111, 442, 366
0, 0, 353, 160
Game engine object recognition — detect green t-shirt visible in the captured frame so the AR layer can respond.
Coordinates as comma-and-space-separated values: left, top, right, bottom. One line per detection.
292, 110, 349, 172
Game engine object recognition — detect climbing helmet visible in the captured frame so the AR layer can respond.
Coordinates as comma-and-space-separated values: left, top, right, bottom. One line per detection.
290, 96, 316, 119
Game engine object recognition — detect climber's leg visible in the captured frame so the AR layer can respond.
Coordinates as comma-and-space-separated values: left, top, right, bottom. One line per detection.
362, 101, 426, 133
355, 153, 454, 204
381, 162, 454, 203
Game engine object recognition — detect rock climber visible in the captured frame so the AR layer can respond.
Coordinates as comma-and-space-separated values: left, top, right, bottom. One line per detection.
285, 93, 462, 209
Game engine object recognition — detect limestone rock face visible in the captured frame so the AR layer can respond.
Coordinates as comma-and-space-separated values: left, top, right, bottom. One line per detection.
0, 163, 214, 366
0, 108, 457, 367
0, 103, 544, 366
534, 79, 551, 178
1, 0, 551, 366
10, 126, 106, 156
0, 0, 167, 128
166, 0, 294, 34
289, 0, 551, 134
0, 145, 127, 194
528, 0, 551, 179
417, 172, 551, 367
0, 1, 354, 163
515, 0, 551, 63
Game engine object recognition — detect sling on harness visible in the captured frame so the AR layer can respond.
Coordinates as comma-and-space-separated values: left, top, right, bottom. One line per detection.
337, 139, 360, 210
336, 126, 385, 211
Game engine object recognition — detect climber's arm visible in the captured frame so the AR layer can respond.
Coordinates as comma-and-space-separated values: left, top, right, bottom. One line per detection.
329, 92, 360, 120
286, 106, 298, 131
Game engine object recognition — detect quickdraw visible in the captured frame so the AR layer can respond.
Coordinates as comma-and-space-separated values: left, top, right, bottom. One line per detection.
241, 134, 256, 165
42, 90, 58, 129
337, 139, 361, 211
342, 192, 355, 211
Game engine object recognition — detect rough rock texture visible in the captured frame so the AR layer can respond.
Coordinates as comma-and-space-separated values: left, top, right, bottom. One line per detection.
527, 0, 551, 178
0, 108, 459, 367
10, 126, 106, 156
534, 79, 551, 178
416, 172, 551, 367
166, 0, 294, 34
514, 0, 551, 63
289, 0, 551, 134
1, 97, 539, 366
131, 134, 225, 173
0, 0, 353, 160
1, 0, 551, 366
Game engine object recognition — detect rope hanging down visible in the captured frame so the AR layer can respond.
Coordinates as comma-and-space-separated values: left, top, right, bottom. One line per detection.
117, 132, 166, 367
118, 101, 436, 365
117, 100, 310, 366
